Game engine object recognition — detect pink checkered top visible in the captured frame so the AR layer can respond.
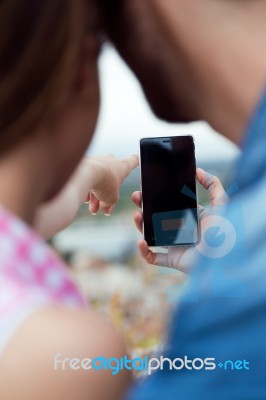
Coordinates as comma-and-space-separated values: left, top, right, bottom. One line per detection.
0, 206, 87, 354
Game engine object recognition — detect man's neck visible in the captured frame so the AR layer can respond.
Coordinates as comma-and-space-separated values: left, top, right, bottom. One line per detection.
192, 20, 266, 144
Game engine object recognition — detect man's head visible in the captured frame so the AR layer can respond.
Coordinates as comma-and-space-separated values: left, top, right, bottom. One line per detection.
102, 0, 266, 142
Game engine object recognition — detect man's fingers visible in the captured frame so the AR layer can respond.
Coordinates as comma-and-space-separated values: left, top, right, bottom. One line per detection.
138, 240, 157, 265
197, 168, 228, 206
132, 191, 142, 208
138, 240, 169, 267
134, 211, 143, 233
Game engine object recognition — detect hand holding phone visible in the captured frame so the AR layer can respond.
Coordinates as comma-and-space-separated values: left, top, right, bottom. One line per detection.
133, 168, 228, 273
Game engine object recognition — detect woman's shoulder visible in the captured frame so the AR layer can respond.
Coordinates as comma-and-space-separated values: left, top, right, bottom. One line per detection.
0, 307, 131, 400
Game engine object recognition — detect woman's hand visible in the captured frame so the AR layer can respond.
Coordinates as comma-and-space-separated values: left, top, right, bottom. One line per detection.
132, 168, 228, 274
86, 154, 139, 216
35, 154, 139, 239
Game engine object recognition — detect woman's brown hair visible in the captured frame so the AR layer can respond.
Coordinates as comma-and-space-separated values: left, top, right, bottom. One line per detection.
0, 0, 92, 154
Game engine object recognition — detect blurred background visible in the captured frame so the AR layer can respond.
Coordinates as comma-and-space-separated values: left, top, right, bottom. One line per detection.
53, 45, 240, 360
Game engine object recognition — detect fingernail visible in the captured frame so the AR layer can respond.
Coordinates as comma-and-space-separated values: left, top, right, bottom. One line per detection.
85, 201, 89, 204
104, 213, 111, 217
91, 212, 97, 216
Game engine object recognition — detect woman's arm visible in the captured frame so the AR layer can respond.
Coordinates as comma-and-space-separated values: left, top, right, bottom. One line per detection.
34, 154, 139, 239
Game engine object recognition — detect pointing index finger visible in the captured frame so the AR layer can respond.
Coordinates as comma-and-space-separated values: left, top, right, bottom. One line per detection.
122, 154, 139, 175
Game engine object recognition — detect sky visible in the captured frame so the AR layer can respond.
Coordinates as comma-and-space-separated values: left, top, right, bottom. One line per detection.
89, 45, 240, 163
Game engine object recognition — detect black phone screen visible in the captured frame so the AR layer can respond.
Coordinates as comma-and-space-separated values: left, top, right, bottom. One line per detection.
140, 136, 199, 247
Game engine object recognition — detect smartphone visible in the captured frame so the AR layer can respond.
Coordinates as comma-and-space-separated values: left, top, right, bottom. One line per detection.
140, 135, 199, 247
